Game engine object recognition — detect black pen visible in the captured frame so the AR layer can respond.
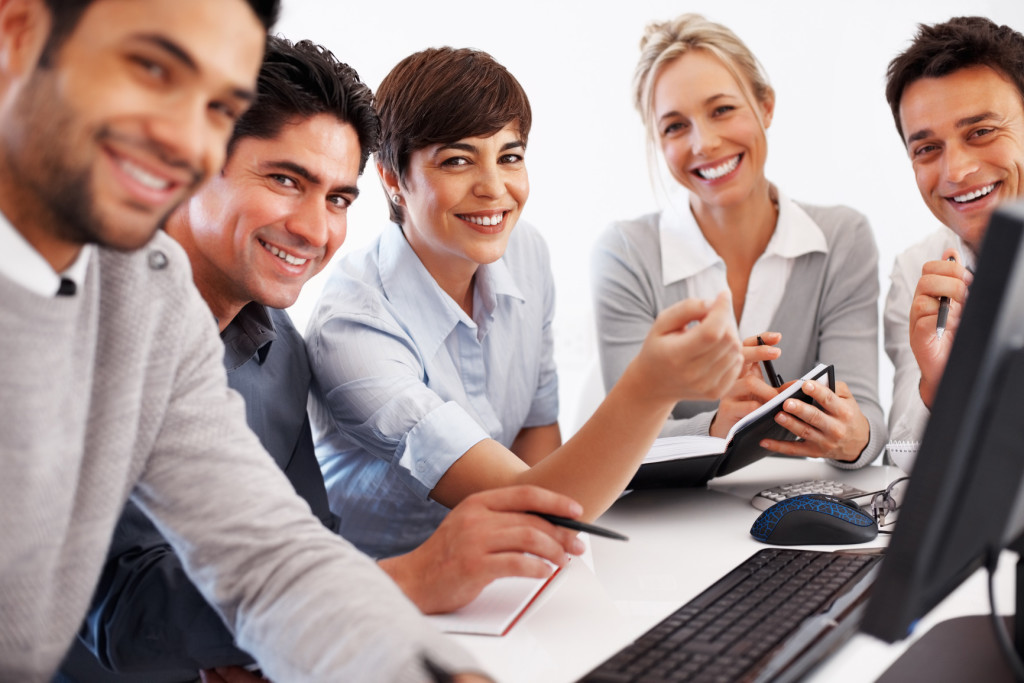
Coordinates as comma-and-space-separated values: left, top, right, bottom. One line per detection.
757, 335, 783, 388
936, 255, 957, 339
528, 512, 629, 541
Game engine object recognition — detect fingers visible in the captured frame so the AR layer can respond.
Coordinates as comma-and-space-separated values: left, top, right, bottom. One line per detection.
766, 380, 868, 461
449, 487, 586, 558
744, 331, 781, 347
740, 343, 781, 365
485, 521, 582, 568
915, 272, 969, 304
651, 294, 717, 335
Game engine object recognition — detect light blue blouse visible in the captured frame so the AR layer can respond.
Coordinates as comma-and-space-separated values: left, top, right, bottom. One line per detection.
306, 221, 559, 558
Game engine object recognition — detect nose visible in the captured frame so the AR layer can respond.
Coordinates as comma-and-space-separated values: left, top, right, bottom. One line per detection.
285, 195, 332, 249
473, 162, 505, 199
690, 119, 720, 156
942, 141, 980, 184
149, 97, 229, 185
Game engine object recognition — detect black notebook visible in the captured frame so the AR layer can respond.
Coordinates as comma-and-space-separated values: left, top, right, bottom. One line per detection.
628, 363, 835, 489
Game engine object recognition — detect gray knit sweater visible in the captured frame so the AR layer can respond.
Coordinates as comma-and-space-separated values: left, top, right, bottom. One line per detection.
0, 232, 477, 682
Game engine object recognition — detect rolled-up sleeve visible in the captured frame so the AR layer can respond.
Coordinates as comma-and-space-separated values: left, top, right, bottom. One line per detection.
311, 313, 489, 495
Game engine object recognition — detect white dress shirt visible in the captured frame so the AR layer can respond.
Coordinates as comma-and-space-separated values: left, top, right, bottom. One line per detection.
0, 208, 92, 296
883, 226, 974, 471
658, 187, 828, 339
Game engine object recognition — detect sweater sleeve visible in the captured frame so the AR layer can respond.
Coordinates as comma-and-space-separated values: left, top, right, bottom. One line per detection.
75, 499, 253, 675
131, 283, 479, 682
815, 209, 887, 470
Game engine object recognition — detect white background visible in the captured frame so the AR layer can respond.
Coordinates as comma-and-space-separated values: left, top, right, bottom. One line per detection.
276, 1, 1024, 435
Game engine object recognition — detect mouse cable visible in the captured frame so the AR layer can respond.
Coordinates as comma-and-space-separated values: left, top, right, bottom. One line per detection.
985, 547, 1024, 682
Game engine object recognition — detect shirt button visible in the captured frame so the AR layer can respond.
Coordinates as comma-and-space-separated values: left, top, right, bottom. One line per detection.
148, 250, 169, 270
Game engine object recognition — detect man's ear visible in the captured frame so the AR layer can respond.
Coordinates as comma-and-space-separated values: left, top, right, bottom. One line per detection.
0, 0, 50, 78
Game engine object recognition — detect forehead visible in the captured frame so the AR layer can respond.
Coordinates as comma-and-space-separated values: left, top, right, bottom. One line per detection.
232, 114, 362, 178
419, 121, 524, 153
900, 65, 1024, 139
65, 0, 264, 88
654, 50, 744, 111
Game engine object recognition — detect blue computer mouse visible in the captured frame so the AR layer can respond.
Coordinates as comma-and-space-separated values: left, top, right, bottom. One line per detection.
750, 494, 878, 545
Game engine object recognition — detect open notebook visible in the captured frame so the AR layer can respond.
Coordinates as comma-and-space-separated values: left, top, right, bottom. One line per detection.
629, 363, 835, 489
426, 562, 564, 636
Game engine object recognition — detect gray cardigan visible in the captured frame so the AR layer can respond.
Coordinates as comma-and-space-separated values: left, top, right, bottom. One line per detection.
591, 199, 886, 469
0, 232, 476, 682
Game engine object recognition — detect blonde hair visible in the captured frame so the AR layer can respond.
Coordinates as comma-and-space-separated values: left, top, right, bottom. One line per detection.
633, 14, 773, 176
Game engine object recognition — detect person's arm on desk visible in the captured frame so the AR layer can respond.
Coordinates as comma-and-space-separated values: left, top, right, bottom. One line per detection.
378, 486, 586, 615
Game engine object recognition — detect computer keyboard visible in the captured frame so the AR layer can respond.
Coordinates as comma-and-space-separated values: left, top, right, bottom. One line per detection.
751, 480, 868, 511
579, 548, 883, 683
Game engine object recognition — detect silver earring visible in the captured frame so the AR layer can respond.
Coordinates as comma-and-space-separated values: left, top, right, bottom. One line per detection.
392, 194, 402, 205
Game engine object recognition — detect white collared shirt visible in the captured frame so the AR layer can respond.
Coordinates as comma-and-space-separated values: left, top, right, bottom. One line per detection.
0, 207, 92, 296
658, 187, 829, 338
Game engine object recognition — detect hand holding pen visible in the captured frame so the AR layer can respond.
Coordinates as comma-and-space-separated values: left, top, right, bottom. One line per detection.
757, 335, 783, 388
709, 333, 783, 438
935, 255, 957, 339
909, 248, 972, 408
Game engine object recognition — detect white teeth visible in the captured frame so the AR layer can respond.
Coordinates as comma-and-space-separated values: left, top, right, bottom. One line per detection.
120, 158, 171, 190
952, 183, 996, 203
463, 213, 504, 226
696, 155, 740, 180
261, 241, 308, 266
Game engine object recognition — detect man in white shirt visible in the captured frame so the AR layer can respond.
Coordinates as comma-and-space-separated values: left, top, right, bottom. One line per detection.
882, 16, 1024, 469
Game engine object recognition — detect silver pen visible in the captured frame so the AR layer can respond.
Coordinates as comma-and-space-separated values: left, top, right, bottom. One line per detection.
935, 255, 957, 339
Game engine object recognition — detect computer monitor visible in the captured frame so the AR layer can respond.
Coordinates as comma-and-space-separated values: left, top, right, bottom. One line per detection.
860, 200, 1024, 679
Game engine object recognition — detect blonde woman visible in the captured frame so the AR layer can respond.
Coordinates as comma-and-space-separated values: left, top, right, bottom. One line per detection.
592, 14, 886, 468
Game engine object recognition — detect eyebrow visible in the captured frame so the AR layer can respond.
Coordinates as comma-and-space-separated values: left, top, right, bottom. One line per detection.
133, 33, 257, 104
262, 160, 360, 198
436, 139, 526, 155
906, 112, 998, 144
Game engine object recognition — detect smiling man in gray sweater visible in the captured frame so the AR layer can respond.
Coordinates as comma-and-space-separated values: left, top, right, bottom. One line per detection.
0, 1, 487, 681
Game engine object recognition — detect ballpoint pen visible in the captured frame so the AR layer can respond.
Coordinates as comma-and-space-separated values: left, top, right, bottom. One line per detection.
936, 255, 957, 339
528, 512, 629, 541
757, 335, 783, 388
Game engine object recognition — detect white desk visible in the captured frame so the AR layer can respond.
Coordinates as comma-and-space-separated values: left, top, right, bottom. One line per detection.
449, 457, 1017, 682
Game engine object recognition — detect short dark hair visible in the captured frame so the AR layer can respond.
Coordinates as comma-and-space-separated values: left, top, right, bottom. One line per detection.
886, 16, 1024, 141
40, 0, 280, 64
228, 36, 380, 174
375, 47, 532, 223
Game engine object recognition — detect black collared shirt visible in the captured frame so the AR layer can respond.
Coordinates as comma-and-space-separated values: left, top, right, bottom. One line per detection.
222, 302, 338, 532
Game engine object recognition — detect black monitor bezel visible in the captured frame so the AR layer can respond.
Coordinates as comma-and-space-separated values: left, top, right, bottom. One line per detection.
861, 201, 1024, 643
